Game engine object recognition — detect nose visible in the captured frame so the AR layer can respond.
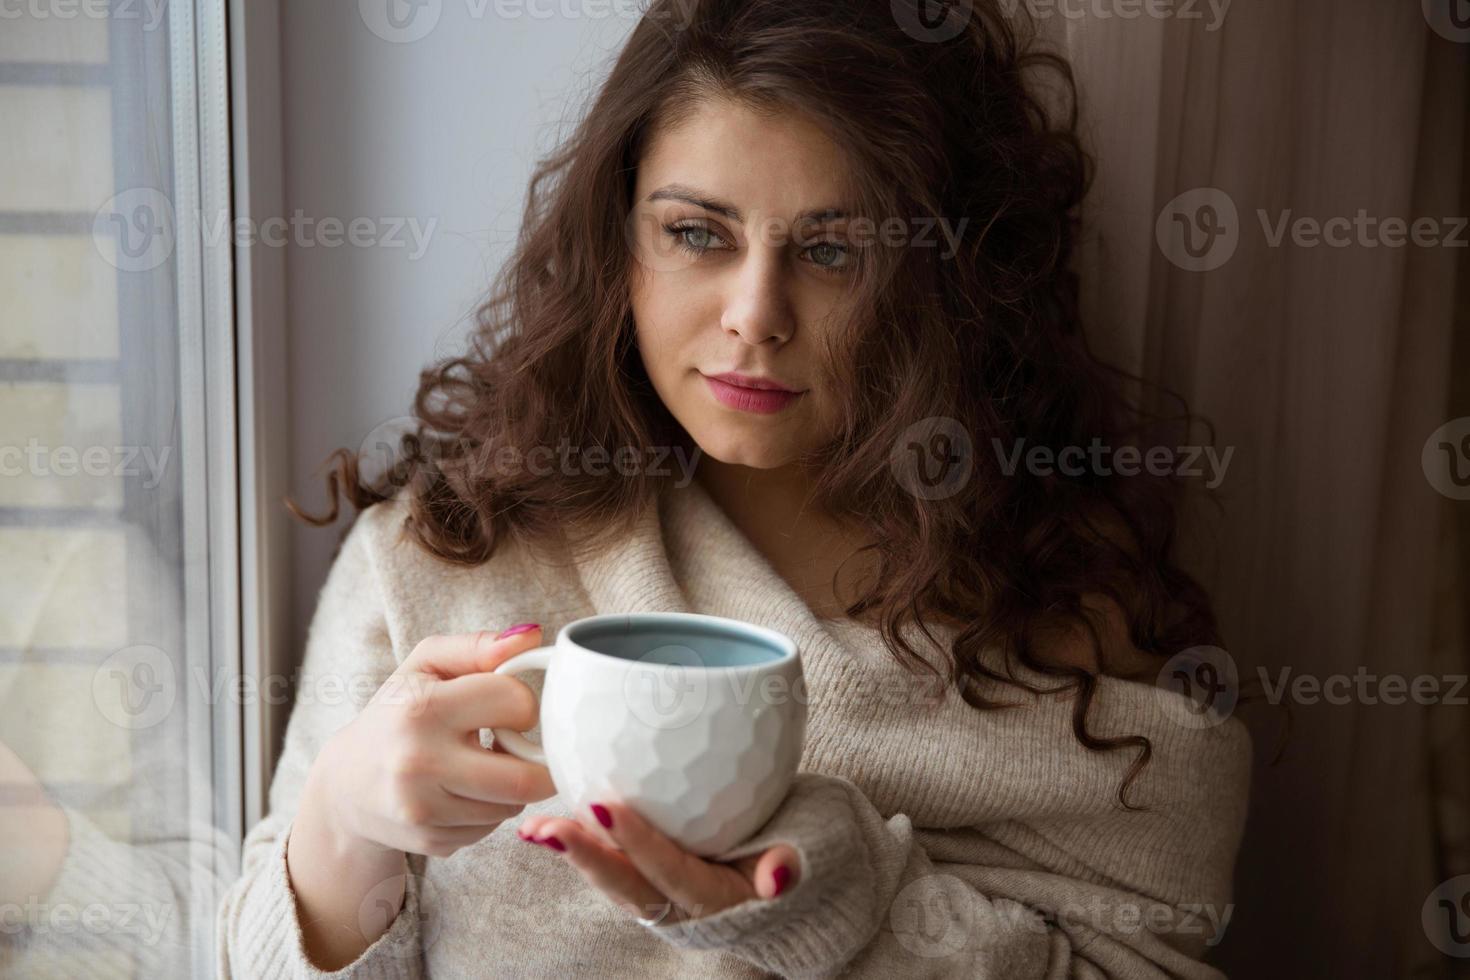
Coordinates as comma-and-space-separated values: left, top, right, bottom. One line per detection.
720, 244, 794, 347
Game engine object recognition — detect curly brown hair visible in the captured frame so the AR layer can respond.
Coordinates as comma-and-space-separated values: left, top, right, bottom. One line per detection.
290, 0, 1225, 807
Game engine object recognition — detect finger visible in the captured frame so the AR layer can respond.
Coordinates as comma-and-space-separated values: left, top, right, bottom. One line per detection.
582, 800, 718, 911
517, 817, 670, 920
427, 672, 540, 734
405, 824, 495, 856
432, 825, 498, 848
406, 627, 545, 680
748, 844, 801, 899
516, 814, 558, 840
430, 790, 523, 828
439, 746, 556, 804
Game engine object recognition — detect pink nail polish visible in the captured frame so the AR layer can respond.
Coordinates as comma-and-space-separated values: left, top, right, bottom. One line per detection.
537, 835, 565, 852
771, 865, 791, 897
496, 622, 541, 640
590, 803, 613, 829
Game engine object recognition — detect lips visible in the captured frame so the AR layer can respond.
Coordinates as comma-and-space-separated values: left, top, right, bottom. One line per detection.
701, 373, 805, 415
704, 371, 801, 393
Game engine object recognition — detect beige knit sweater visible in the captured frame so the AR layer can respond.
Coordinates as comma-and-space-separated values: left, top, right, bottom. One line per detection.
215, 478, 1252, 979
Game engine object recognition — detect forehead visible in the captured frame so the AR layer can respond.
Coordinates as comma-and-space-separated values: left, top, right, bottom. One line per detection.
634, 97, 852, 219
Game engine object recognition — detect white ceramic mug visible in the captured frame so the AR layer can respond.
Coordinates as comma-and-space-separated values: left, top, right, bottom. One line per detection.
491, 611, 807, 856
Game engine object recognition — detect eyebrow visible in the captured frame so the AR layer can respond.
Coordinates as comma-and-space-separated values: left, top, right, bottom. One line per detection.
645, 183, 849, 224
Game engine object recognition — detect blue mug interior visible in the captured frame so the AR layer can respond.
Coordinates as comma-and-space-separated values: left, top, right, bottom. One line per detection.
570, 616, 788, 668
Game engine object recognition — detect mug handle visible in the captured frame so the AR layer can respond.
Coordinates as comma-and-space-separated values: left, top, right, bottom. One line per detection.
490, 647, 555, 764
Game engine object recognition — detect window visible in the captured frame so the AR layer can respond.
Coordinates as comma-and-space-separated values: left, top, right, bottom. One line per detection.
1, 3, 241, 975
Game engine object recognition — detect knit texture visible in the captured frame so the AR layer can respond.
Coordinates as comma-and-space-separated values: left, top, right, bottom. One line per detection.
208, 478, 1252, 978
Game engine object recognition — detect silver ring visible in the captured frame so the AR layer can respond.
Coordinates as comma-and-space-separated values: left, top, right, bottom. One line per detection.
634, 900, 674, 927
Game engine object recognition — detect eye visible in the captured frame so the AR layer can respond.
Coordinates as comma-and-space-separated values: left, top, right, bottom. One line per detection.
663, 221, 731, 257
803, 241, 851, 274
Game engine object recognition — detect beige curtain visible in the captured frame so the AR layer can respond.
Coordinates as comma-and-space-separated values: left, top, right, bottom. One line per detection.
1039, 1, 1470, 976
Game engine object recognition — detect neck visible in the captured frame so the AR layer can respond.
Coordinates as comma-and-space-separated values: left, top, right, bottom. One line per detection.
692, 457, 878, 622
692, 457, 823, 534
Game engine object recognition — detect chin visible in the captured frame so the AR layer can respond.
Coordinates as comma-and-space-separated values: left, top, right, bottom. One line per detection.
687, 423, 795, 469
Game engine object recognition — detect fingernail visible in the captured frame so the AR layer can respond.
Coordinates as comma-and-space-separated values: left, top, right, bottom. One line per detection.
536, 835, 565, 852
496, 622, 541, 640
515, 828, 533, 841
590, 803, 613, 829
771, 865, 791, 897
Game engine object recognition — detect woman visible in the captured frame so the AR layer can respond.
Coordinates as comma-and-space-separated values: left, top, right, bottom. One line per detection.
218, 0, 1250, 976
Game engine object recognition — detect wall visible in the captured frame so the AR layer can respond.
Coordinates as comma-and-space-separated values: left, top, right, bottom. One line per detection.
281, 3, 637, 663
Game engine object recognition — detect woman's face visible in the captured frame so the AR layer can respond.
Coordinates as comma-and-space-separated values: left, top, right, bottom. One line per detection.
628, 96, 855, 470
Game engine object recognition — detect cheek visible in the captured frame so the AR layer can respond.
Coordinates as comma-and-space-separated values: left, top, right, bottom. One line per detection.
633, 284, 710, 365
632, 316, 697, 416
633, 311, 679, 383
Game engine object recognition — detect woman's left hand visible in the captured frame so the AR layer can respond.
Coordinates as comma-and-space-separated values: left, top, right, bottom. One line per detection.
517, 801, 800, 925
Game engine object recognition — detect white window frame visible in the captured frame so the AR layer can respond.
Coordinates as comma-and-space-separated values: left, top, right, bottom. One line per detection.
226, 0, 291, 836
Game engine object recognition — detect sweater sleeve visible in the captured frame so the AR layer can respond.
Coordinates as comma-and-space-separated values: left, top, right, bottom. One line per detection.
0, 798, 236, 979
0, 524, 238, 978
215, 506, 428, 979
643, 771, 1240, 980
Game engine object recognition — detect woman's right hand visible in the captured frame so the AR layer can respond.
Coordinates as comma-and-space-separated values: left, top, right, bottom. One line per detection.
307, 625, 558, 859
287, 626, 555, 970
